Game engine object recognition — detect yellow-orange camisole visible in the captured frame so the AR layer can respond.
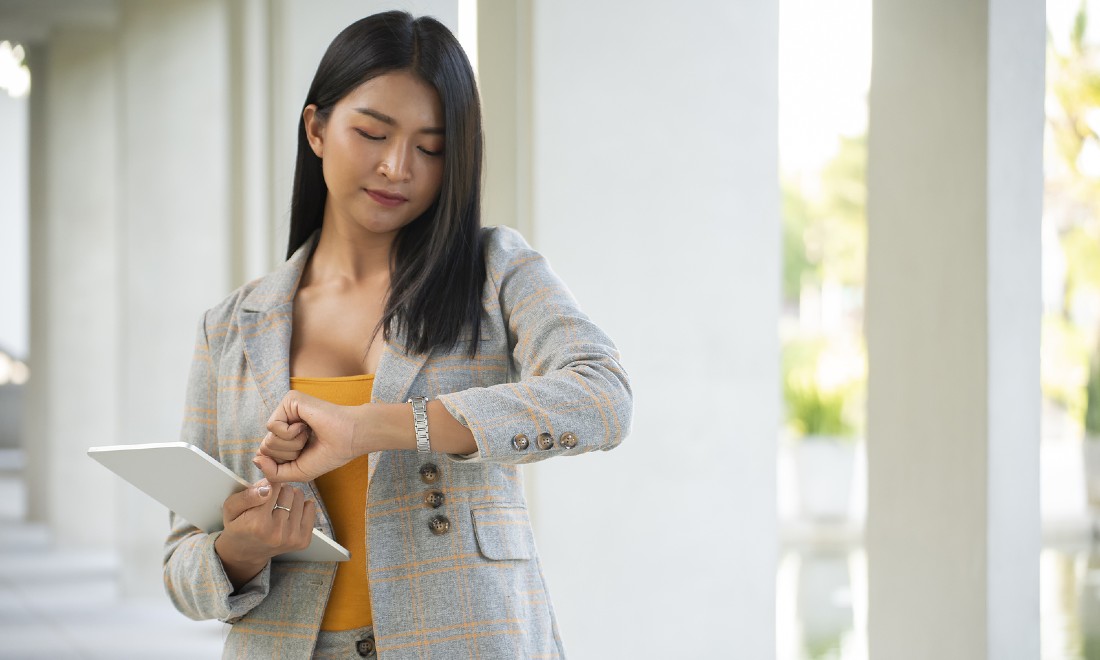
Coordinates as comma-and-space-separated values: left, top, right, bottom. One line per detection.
289, 374, 374, 631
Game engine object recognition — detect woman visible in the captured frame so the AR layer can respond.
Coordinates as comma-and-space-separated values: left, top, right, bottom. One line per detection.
163, 11, 631, 659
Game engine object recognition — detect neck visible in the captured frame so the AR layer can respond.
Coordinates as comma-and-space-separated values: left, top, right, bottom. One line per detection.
306, 215, 395, 285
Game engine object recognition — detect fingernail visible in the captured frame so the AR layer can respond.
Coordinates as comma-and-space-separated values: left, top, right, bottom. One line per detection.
252, 457, 261, 467
257, 485, 271, 496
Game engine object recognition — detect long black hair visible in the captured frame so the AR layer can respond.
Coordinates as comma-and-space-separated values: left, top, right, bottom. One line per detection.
288, 11, 485, 357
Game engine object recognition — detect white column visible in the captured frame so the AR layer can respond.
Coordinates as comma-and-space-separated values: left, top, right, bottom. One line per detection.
0, 92, 29, 361
477, 0, 532, 237
25, 28, 120, 548
24, 41, 48, 527
115, 0, 234, 596
865, 0, 1043, 657
526, 1, 780, 657
228, 0, 276, 283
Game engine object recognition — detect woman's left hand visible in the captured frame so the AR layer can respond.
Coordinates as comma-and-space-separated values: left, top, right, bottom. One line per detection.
254, 390, 361, 483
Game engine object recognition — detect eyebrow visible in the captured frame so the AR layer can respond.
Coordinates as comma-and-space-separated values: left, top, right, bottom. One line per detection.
353, 107, 444, 135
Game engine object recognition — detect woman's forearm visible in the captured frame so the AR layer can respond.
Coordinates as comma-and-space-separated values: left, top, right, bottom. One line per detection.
355, 401, 477, 456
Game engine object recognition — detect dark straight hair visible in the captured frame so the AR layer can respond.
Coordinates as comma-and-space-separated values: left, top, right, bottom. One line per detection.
287, 11, 485, 357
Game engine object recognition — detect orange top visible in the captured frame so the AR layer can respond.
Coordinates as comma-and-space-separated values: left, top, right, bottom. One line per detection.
289, 374, 374, 631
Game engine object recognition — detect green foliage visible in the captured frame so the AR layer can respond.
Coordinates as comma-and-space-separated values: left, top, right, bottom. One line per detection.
1044, 0, 1100, 432
783, 337, 864, 440
1063, 226, 1100, 294
1086, 352, 1100, 436
781, 135, 867, 304
780, 120, 867, 441
1042, 314, 1090, 426
817, 135, 868, 287
782, 179, 816, 301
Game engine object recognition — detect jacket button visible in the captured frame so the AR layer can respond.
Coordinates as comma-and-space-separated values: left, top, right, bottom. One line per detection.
512, 433, 530, 450
356, 634, 376, 656
429, 515, 451, 535
559, 431, 578, 449
424, 490, 444, 508
419, 463, 439, 484
536, 432, 554, 450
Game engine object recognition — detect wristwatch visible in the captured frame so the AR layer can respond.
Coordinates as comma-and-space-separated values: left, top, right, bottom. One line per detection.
408, 396, 431, 453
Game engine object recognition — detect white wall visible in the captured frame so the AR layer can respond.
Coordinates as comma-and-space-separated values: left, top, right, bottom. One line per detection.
525, 1, 780, 657
0, 92, 28, 359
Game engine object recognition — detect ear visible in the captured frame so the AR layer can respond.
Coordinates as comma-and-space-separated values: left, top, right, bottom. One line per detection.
303, 104, 325, 158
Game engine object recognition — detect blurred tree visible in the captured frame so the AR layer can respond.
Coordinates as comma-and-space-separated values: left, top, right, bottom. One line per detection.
781, 133, 868, 439
781, 135, 867, 306
1044, 0, 1100, 431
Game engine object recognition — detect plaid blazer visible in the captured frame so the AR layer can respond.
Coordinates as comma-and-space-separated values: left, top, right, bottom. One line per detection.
163, 225, 633, 659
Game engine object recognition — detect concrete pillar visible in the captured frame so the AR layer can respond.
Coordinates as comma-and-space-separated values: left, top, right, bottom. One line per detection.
525, 1, 780, 656
24, 42, 51, 527
25, 28, 121, 548
228, 0, 277, 283
114, 0, 235, 596
477, 0, 533, 238
865, 0, 1043, 657
0, 91, 29, 360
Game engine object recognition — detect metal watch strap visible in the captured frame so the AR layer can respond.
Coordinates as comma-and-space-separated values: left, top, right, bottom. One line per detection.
408, 396, 430, 453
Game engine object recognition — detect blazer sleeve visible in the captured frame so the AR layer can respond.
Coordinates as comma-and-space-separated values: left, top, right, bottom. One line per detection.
436, 226, 633, 464
162, 312, 272, 622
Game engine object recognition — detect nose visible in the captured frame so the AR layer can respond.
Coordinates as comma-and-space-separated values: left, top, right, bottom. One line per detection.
379, 142, 412, 182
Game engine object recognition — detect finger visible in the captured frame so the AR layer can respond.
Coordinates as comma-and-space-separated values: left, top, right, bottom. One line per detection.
259, 448, 303, 463
258, 432, 309, 456
271, 485, 295, 523
286, 488, 306, 537
253, 453, 312, 485
222, 479, 275, 523
266, 418, 310, 442
297, 499, 317, 550
266, 390, 312, 429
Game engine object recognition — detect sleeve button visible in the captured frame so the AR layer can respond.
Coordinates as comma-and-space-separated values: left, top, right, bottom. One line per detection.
512, 433, 530, 450
559, 431, 578, 449
536, 433, 554, 450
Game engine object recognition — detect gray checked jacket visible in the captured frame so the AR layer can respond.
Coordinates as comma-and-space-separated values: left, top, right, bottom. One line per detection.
162, 225, 633, 659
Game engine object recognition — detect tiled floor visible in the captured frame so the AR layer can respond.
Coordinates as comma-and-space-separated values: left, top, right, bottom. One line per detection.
0, 464, 224, 660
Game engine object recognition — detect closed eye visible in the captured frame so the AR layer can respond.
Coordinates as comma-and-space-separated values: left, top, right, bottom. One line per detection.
418, 146, 443, 157
355, 128, 384, 141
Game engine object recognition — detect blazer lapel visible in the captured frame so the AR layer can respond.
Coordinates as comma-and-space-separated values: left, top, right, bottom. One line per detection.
372, 331, 431, 405
239, 234, 318, 411
369, 332, 431, 486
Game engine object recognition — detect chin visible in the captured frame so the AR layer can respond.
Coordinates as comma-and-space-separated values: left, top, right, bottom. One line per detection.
357, 217, 414, 235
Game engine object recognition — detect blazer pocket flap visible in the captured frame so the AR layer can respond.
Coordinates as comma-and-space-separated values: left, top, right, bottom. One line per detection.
470, 505, 535, 561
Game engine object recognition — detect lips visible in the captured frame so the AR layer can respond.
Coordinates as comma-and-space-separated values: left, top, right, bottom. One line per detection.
366, 189, 408, 208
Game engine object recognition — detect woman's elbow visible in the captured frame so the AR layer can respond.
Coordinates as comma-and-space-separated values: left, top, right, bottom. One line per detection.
601, 362, 633, 451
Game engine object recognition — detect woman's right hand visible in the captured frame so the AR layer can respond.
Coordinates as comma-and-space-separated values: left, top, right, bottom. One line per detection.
212, 479, 317, 589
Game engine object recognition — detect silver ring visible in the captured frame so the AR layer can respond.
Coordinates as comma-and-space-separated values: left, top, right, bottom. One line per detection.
273, 503, 291, 513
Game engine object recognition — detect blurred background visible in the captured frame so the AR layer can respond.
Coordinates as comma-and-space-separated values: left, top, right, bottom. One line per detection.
0, 0, 1080, 657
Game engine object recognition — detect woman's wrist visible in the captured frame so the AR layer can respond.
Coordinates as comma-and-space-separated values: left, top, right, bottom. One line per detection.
214, 533, 269, 590
353, 399, 477, 455
354, 402, 415, 454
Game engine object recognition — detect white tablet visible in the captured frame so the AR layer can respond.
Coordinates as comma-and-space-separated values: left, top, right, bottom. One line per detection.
88, 442, 349, 562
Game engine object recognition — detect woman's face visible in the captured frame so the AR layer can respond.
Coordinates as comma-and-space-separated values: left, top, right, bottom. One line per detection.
304, 70, 445, 238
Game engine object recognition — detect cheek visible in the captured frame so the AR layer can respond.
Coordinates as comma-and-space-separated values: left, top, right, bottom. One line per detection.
320, 149, 355, 190
424, 165, 444, 198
